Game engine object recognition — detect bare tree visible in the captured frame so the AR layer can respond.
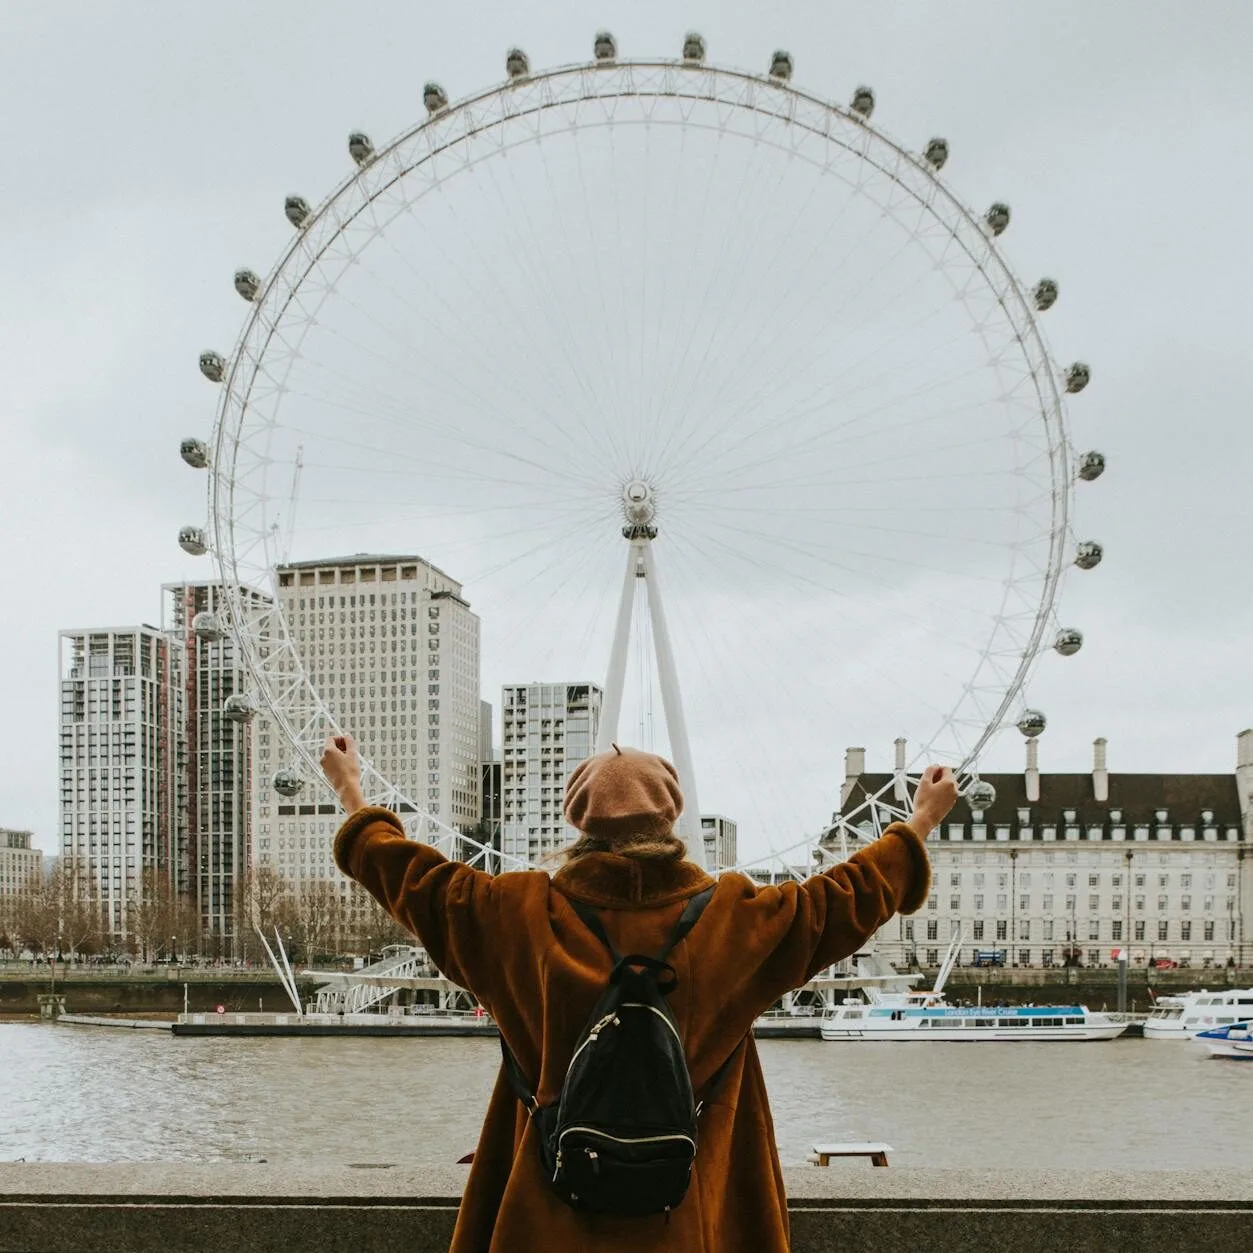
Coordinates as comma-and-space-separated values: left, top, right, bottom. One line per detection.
234, 864, 294, 963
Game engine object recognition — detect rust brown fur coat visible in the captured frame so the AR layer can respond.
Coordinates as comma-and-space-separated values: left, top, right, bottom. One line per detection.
334, 809, 930, 1251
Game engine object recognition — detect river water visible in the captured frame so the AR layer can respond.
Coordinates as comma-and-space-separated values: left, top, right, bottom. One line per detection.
2, 1024, 1249, 1169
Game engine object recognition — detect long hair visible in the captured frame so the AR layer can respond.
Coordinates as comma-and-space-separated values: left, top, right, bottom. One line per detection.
544, 827, 688, 867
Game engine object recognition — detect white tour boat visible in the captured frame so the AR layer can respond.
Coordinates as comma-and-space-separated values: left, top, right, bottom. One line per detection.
1194, 1021, 1253, 1060
1142, 987, 1253, 1039
820, 931, 1127, 1042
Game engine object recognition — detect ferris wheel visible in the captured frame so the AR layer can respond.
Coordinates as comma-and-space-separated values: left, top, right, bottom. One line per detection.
177, 33, 1105, 874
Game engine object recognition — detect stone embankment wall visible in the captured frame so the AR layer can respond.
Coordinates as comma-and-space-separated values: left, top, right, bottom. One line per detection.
0, 969, 311, 1016
0, 1164, 1249, 1253
1, 965, 1247, 1016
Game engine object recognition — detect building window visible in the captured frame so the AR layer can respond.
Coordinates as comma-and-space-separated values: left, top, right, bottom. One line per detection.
1180, 921, 1191, 941
1018, 949, 1031, 967
973, 920, 985, 940
926, 920, 938, 941
1043, 920, 1054, 941
995, 920, 1007, 941
1018, 919, 1030, 940
1157, 921, 1168, 942
1111, 920, 1123, 941
1134, 920, 1145, 941
1204, 921, 1214, 942
1088, 920, 1100, 941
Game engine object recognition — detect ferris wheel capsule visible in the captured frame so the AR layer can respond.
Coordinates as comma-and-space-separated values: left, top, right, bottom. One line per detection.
923, 137, 949, 169
505, 48, 530, 79
223, 694, 256, 724
198, 351, 225, 383
1016, 709, 1047, 738
985, 202, 1011, 236
272, 768, 303, 798
348, 132, 375, 166
769, 50, 793, 81
1033, 278, 1059, 311
233, 269, 261, 302
1065, 362, 1091, 393
1074, 541, 1103, 570
192, 611, 225, 642
593, 31, 617, 61
1077, 451, 1106, 482
966, 779, 997, 811
284, 196, 312, 229
178, 526, 208, 557
850, 86, 875, 118
682, 32, 706, 62
423, 82, 449, 114
1053, 627, 1084, 656
180, 438, 209, 469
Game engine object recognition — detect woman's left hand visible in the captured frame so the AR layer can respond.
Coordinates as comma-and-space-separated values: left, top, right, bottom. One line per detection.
321, 734, 366, 813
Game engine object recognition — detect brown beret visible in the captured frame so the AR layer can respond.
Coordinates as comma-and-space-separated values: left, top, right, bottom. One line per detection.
563, 745, 684, 839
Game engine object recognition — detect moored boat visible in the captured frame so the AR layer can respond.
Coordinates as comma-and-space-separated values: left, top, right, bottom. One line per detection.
820, 928, 1127, 1042
1194, 1021, 1253, 1060
1142, 988, 1253, 1039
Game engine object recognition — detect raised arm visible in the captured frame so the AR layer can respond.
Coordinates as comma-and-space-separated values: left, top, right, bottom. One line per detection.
699, 767, 956, 1017
321, 736, 523, 1002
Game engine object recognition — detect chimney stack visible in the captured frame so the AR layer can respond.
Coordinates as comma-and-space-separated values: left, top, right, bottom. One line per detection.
1236, 729, 1253, 839
841, 746, 866, 806
893, 737, 908, 803
1093, 737, 1109, 804
1025, 737, 1040, 803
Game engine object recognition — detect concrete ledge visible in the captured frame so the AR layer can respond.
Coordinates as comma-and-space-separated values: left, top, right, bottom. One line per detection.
1, 1165, 1250, 1252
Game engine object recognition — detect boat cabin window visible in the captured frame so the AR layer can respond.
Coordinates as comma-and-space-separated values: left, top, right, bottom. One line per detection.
1065, 1017, 1084, 1025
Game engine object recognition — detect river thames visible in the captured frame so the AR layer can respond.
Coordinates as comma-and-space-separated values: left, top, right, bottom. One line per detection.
2, 1024, 1250, 1169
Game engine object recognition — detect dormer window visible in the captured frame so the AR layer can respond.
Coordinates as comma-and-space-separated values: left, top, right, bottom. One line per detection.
1109, 808, 1122, 822
1063, 809, 1076, 823
1155, 809, 1168, 822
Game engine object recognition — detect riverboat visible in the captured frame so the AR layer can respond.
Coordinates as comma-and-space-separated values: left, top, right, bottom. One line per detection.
1194, 1021, 1253, 1060
1142, 988, 1253, 1039
819, 997, 1127, 1041
820, 930, 1127, 1042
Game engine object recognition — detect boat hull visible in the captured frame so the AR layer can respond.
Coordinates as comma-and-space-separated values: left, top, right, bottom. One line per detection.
820, 1022, 1126, 1042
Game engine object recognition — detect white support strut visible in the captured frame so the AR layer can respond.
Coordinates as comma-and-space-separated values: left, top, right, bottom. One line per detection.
640, 540, 705, 867
597, 541, 640, 751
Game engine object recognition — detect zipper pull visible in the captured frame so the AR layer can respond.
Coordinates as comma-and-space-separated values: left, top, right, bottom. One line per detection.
587, 1149, 600, 1176
553, 1150, 563, 1183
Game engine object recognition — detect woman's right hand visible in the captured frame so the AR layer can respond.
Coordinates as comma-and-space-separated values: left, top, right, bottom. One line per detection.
908, 765, 958, 837
321, 734, 366, 814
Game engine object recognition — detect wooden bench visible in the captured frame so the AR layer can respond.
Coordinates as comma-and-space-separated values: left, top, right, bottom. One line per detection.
808, 1141, 892, 1167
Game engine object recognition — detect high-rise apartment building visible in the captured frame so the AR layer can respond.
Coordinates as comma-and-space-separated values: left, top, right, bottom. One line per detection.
500, 682, 602, 862
700, 814, 739, 871
837, 732, 1253, 971
58, 628, 182, 944
0, 829, 42, 899
253, 555, 482, 893
164, 582, 269, 954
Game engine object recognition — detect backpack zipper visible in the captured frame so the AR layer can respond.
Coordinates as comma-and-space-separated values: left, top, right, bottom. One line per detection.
558, 1125, 697, 1153
567, 1012, 621, 1071
619, 1002, 683, 1047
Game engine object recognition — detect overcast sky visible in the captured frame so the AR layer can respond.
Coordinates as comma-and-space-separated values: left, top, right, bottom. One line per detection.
2, 1, 1251, 853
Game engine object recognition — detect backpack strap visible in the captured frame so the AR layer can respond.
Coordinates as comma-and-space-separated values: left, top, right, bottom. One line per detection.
500, 1036, 540, 1115
568, 896, 621, 963
656, 885, 716, 962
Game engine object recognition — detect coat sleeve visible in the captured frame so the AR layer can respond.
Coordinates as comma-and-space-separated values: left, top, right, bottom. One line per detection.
332, 806, 519, 1005
713, 821, 931, 1013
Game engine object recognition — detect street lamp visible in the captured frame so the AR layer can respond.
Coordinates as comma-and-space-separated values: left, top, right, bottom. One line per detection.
171, 935, 178, 966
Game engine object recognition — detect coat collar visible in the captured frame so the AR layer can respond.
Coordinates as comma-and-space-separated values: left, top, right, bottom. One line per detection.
552, 852, 714, 909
